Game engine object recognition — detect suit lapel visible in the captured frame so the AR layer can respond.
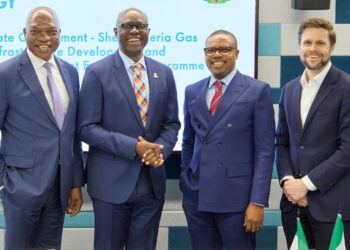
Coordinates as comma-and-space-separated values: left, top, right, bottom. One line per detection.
56, 57, 74, 131
193, 78, 211, 123
291, 79, 302, 137
144, 59, 158, 130
301, 66, 337, 136
18, 51, 57, 128
205, 72, 248, 136
112, 52, 144, 128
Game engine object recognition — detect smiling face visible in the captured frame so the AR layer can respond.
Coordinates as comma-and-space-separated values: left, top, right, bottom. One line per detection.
114, 9, 149, 62
24, 9, 60, 61
205, 33, 239, 80
299, 27, 334, 76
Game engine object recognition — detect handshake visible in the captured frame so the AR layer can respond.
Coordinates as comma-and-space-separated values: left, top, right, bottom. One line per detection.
135, 136, 164, 168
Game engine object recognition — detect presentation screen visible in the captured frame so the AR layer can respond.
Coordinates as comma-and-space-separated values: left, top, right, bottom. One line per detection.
0, 0, 258, 151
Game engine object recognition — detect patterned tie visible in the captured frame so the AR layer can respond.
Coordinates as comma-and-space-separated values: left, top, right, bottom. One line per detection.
209, 81, 224, 115
43, 62, 65, 129
131, 63, 148, 125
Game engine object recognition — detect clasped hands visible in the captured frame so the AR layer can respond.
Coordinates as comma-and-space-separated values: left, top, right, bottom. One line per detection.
136, 136, 164, 168
283, 179, 308, 207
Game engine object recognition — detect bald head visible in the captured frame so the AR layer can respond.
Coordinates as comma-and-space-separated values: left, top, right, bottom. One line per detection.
25, 6, 60, 32
116, 7, 148, 27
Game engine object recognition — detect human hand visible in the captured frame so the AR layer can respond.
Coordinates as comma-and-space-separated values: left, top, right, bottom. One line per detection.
136, 136, 164, 167
283, 179, 308, 203
244, 203, 264, 233
66, 187, 83, 217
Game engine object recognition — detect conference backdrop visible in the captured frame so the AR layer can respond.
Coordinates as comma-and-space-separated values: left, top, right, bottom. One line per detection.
0, 0, 258, 150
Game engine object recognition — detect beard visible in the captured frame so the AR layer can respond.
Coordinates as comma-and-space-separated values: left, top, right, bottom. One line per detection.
301, 53, 330, 71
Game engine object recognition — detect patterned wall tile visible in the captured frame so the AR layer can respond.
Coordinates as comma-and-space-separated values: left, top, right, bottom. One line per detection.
258, 24, 281, 56
259, 0, 335, 23
280, 56, 304, 87
258, 56, 281, 88
281, 24, 299, 56
336, 0, 350, 23
333, 25, 350, 55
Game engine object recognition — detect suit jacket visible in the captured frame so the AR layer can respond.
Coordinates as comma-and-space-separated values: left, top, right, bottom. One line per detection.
78, 51, 180, 204
276, 65, 350, 222
180, 71, 275, 213
0, 51, 84, 210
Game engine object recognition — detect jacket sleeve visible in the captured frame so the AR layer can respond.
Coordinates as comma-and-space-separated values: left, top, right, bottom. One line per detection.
0, 69, 9, 187
181, 85, 195, 171
78, 66, 138, 160
250, 83, 276, 206
276, 85, 295, 181
153, 68, 181, 159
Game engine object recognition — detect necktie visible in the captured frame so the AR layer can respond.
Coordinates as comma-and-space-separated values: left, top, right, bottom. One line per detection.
209, 81, 224, 115
131, 63, 148, 125
43, 62, 65, 129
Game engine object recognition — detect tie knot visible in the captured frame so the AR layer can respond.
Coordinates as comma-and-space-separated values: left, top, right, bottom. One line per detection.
43, 62, 52, 73
132, 63, 142, 73
214, 81, 223, 90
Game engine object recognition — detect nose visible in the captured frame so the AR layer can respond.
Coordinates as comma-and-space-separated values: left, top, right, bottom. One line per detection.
36, 32, 51, 41
212, 49, 222, 57
309, 43, 319, 51
129, 26, 140, 33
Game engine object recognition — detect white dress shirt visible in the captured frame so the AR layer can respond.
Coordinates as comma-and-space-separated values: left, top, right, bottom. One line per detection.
27, 49, 69, 115
282, 62, 332, 191
205, 68, 237, 109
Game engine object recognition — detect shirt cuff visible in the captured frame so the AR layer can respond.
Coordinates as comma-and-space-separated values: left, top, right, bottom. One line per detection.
0, 185, 4, 191
302, 175, 317, 191
280, 175, 295, 186
251, 202, 265, 207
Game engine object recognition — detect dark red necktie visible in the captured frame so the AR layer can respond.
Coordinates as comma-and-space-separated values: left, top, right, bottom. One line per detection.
209, 81, 224, 115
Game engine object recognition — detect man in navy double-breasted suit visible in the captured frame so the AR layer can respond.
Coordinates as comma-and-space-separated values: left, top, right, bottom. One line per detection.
277, 18, 350, 250
0, 6, 84, 250
180, 30, 275, 250
78, 7, 180, 250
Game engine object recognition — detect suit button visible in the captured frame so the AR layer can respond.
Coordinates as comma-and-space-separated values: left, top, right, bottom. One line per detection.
300, 145, 304, 149
217, 163, 223, 167
202, 141, 207, 145
217, 143, 222, 147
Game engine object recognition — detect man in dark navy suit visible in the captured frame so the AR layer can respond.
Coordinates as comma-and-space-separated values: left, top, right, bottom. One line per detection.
180, 30, 275, 250
0, 6, 84, 250
277, 18, 350, 249
78, 7, 180, 250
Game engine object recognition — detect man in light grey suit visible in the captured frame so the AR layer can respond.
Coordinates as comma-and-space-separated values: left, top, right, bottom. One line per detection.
0, 6, 84, 250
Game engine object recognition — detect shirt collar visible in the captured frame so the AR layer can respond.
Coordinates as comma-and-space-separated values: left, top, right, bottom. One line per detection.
27, 48, 56, 71
300, 61, 332, 87
208, 68, 237, 89
118, 49, 147, 71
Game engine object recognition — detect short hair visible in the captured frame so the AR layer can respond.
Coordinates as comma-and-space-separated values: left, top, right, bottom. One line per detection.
116, 7, 148, 27
24, 6, 61, 31
205, 30, 238, 48
298, 18, 336, 46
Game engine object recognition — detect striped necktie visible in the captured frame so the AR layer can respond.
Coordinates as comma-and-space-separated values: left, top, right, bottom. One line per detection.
131, 63, 148, 125
209, 81, 224, 115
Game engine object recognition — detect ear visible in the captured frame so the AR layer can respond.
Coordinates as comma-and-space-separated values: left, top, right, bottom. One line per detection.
113, 27, 118, 37
23, 28, 27, 36
330, 44, 335, 53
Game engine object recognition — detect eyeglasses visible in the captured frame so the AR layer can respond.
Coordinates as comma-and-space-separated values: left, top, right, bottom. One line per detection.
203, 47, 236, 56
118, 23, 148, 31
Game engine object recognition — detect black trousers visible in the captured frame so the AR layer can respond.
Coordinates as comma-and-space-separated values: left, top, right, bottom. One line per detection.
282, 206, 350, 250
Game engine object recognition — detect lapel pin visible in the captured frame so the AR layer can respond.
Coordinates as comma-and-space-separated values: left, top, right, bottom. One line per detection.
153, 73, 158, 78
227, 123, 232, 128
